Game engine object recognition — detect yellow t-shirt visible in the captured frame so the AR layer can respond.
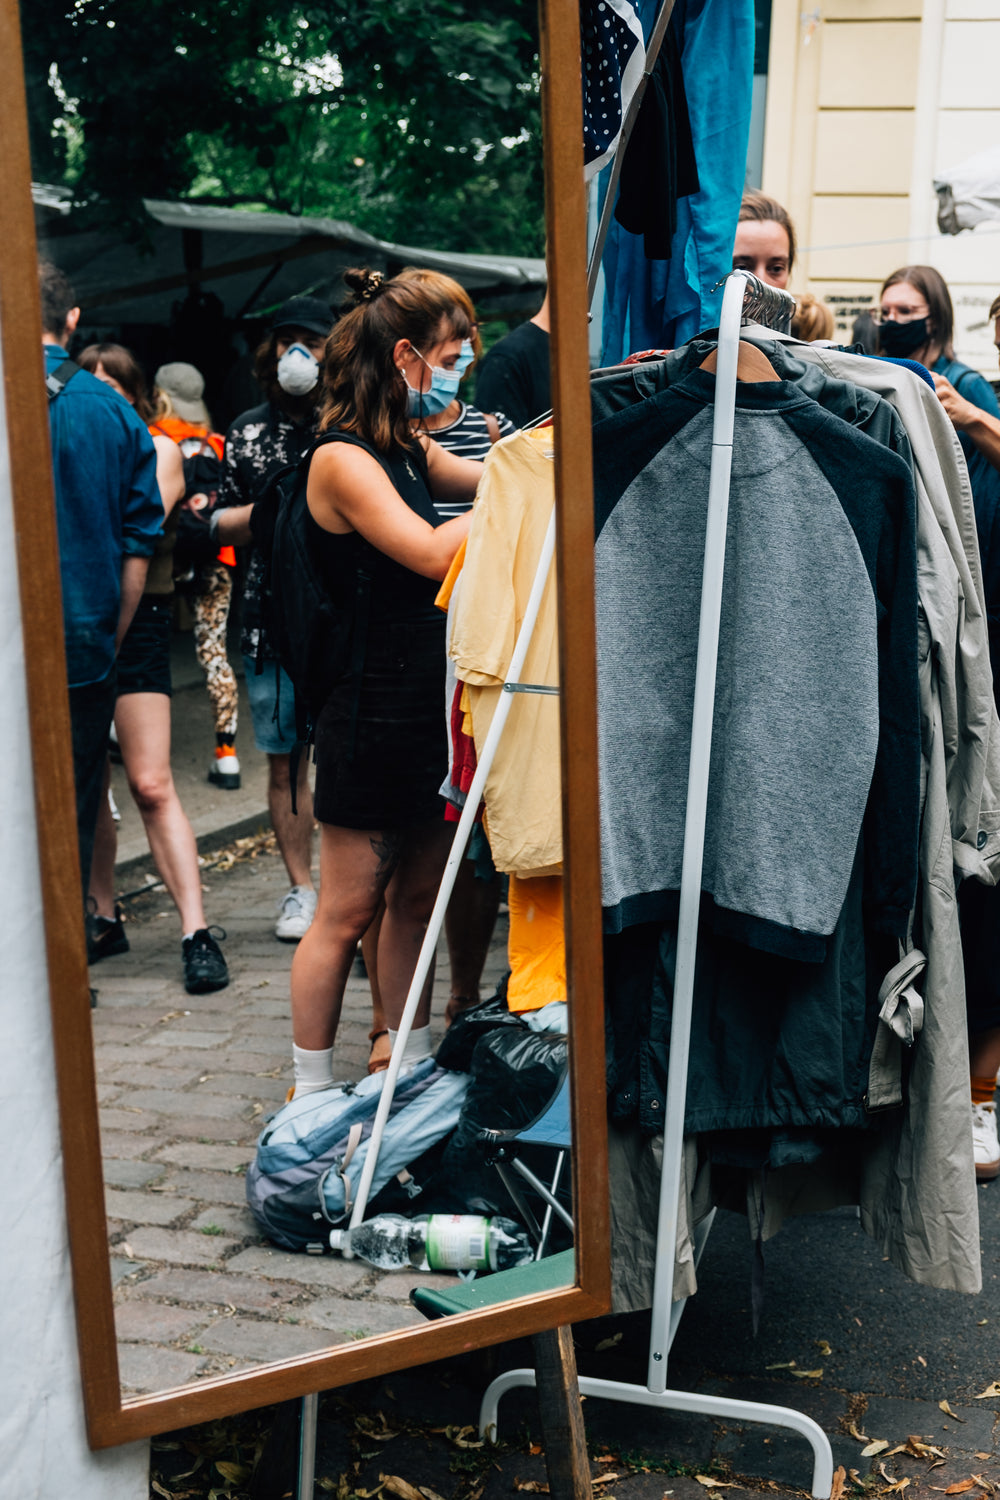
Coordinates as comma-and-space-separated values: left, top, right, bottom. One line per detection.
448, 428, 562, 878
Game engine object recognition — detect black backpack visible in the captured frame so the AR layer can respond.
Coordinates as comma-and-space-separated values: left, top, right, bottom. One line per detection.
249, 432, 378, 799
173, 446, 226, 590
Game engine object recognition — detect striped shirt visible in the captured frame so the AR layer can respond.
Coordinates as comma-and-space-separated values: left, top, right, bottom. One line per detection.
425, 402, 515, 518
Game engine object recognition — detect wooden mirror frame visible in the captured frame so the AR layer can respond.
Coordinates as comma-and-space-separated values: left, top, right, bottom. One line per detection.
0, 0, 609, 1449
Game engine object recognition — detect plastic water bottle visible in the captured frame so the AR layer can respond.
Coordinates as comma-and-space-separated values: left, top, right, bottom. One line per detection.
328, 1213, 534, 1272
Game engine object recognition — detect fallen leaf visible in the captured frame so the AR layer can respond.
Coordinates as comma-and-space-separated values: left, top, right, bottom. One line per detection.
382, 1478, 423, 1500
943, 1482, 978, 1495
848, 1472, 866, 1490
592, 1477, 621, 1487
765, 1362, 796, 1370
973, 1479, 995, 1496
904, 1437, 946, 1460
817, 1340, 834, 1357
514, 1482, 549, 1494
974, 1383, 1000, 1399
978, 1320, 989, 1326
694, 1479, 740, 1490
847, 1423, 869, 1443
884, 1482, 910, 1495
442, 1425, 484, 1449
830, 1467, 846, 1500
595, 1456, 618, 1464
596, 1333, 623, 1352
976, 1455, 992, 1462
418, 1488, 447, 1500
121, 1242, 135, 1260
529, 1444, 543, 1457
855, 1318, 863, 1327
917, 1357, 928, 1368
790, 1368, 824, 1380
940, 1401, 966, 1422
151, 1485, 176, 1500
861, 1440, 890, 1457
215, 1461, 250, 1482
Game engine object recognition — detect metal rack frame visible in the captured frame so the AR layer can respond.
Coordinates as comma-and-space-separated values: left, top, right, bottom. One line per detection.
476, 271, 833, 1500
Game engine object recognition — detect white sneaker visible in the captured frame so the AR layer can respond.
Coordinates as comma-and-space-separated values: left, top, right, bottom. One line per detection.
972, 1101, 1000, 1182
208, 744, 242, 790
275, 885, 317, 942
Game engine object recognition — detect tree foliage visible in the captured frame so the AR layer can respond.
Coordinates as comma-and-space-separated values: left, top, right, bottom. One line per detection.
20, 0, 545, 255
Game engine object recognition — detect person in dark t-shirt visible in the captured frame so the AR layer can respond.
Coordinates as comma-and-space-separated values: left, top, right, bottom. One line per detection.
474, 292, 551, 429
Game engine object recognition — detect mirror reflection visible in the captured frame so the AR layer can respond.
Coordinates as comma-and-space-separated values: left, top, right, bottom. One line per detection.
26, 1, 575, 1396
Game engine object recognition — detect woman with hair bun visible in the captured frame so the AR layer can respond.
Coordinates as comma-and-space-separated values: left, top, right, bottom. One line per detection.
287, 267, 482, 1098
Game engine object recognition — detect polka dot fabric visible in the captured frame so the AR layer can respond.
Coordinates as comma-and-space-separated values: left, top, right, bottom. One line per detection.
582, 0, 646, 181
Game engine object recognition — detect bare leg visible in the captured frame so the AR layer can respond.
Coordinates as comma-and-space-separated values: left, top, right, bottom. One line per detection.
364, 901, 391, 1072
115, 693, 207, 935
89, 758, 117, 919
970, 1027, 1000, 1083
291, 824, 398, 1050
378, 820, 454, 1031
444, 850, 502, 1012
268, 752, 314, 889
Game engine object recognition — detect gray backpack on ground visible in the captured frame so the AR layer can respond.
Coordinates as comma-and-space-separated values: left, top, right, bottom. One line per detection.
245, 1060, 469, 1253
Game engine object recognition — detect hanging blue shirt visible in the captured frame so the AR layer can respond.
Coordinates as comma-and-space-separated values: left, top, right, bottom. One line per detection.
600, 0, 755, 363
45, 344, 162, 687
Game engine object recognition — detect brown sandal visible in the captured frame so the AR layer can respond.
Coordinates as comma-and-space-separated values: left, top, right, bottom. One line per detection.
367, 1029, 391, 1075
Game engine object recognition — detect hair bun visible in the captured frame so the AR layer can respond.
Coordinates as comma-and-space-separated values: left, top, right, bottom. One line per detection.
343, 267, 386, 306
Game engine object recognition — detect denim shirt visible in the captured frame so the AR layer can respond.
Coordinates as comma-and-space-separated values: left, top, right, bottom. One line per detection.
45, 345, 162, 687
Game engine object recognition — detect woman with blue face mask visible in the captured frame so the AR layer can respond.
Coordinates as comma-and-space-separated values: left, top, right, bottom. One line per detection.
398, 267, 516, 515
284, 266, 484, 1100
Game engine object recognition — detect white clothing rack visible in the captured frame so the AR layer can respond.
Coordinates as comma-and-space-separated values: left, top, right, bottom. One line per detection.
475, 271, 833, 1498
300, 271, 833, 1500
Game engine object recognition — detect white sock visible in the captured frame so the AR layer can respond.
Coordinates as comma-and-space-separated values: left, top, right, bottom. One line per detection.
386, 1025, 433, 1075
291, 1043, 334, 1098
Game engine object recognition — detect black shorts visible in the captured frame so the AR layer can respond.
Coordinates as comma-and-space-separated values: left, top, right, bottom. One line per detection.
116, 597, 173, 698
313, 616, 447, 829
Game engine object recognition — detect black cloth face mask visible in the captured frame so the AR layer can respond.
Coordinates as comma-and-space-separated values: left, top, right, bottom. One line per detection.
878, 316, 930, 358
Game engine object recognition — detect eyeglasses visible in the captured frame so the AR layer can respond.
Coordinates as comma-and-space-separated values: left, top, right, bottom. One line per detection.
872, 304, 929, 326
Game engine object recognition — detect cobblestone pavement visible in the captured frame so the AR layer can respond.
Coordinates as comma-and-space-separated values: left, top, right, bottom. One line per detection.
92, 835, 510, 1396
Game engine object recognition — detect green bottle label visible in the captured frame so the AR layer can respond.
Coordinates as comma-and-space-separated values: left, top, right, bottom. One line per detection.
425, 1215, 491, 1271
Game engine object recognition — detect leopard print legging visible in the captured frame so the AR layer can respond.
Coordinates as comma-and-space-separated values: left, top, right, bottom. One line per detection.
192, 563, 239, 739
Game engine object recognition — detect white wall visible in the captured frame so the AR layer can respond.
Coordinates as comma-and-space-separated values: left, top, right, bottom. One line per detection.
0, 313, 149, 1494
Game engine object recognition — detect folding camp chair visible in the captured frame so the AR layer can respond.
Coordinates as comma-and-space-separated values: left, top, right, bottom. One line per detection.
479, 1072, 572, 1260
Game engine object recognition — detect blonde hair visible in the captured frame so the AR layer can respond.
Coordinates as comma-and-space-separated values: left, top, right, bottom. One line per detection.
791, 293, 834, 342
396, 267, 482, 365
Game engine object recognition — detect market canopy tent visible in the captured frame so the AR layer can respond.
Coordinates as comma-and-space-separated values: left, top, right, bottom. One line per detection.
935, 143, 1000, 235
33, 187, 547, 326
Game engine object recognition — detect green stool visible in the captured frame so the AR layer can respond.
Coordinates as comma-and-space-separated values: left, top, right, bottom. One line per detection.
410, 1248, 575, 1319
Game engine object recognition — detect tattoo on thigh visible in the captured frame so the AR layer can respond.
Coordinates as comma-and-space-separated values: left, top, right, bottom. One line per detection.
370, 831, 403, 881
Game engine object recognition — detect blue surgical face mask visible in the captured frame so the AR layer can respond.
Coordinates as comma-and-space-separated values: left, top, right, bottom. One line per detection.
454, 338, 475, 378
403, 345, 461, 418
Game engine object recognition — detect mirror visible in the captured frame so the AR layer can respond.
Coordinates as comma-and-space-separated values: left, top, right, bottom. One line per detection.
1, 0, 609, 1447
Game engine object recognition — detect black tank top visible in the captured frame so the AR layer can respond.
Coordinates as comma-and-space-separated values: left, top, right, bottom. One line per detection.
304, 431, 443, 626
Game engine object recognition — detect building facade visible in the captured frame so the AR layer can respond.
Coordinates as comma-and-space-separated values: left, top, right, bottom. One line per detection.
760, 0, 1000, 372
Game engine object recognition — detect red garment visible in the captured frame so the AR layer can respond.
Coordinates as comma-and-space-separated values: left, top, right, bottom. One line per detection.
622, 349, 673, 365
444, 679, 483, 825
